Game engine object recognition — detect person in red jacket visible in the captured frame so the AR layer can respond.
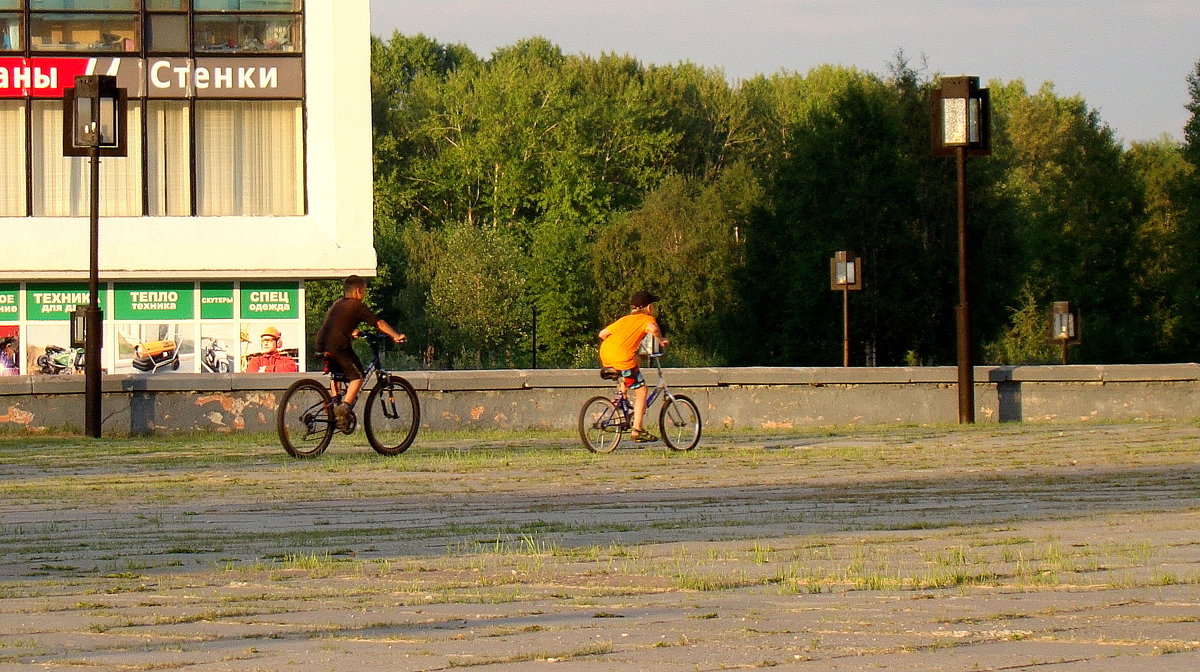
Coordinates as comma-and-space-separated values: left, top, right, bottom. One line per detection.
598, 291, 668, 443
245, 326, 299, 373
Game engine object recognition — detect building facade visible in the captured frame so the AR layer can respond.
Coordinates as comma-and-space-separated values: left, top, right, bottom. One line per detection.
0, 0, 373, 375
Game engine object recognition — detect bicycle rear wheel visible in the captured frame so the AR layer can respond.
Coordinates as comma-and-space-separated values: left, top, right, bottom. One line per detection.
659, 394, 701, 451
579, 395, 624, 453
277, 379, 334, 459
364, 375, 420, 455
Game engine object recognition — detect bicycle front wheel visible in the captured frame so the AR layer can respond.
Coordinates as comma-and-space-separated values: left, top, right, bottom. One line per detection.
660, 394, 701, 451
364, 375, 420, 456
579, 395, 624, 453
277, 379, 334, 459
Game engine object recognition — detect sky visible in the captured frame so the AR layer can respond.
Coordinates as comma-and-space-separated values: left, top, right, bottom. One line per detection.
369, 0, 1199, 145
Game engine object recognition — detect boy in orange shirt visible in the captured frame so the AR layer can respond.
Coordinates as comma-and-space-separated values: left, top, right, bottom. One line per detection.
599, 291, 668, 442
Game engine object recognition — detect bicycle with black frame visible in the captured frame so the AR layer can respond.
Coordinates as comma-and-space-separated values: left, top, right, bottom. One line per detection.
276, 330, 420, 458
578, 338, 702, 453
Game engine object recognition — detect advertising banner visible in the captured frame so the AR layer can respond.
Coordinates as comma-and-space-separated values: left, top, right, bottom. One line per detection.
113, 282, 195, 321
240, 281, 299, 320
0, 284, 18, 322
200, 282, 235, 319
25, 283, 107, 321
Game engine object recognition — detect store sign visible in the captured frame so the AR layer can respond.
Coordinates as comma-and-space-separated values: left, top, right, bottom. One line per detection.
0, 284, 18, 322
0, 56, 300, 99
0, 57, 139, 97
148, 57, 303, 98
26, 283, 108, 321
240, 282, 298, 319
114, 282, 194, 320
200, 282, 235, 319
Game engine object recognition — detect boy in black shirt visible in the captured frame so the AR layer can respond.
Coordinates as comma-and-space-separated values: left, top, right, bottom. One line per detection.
315, 275, 406, 431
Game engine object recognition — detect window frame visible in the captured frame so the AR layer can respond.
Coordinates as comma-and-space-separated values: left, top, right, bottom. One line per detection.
1, 0, 306, 217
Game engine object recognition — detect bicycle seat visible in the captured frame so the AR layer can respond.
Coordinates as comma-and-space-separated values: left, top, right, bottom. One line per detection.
599, 367, 620, 380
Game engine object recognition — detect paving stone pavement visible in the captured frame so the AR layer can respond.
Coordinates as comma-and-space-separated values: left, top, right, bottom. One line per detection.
0, 422, 1198, 670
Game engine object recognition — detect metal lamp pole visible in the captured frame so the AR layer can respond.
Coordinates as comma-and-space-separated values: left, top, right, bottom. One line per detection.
954, 145, 973, 423
932, 76, 990, 424
65, 74, 126, 438
85, 102, 102, 438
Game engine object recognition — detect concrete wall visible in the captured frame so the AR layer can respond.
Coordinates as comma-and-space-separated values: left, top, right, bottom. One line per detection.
1, 364, 1197, 435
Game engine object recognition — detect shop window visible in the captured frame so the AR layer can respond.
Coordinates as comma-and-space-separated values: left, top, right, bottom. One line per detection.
0, 13, 19, 50
30, 13, 140, 52
0, 101, 25, 217
31, 100, 143, 217
0, 0, 20, 9
194, 14, 298, 52
196, 100, 302, 216
30, 0, 138, 8
194, 0, 300, 10
146, 101, 191, 216
147, 13, 188, 52
145, 0, 187, 8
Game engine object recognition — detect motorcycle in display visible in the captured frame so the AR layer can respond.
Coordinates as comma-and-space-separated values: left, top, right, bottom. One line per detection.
37, 345, 85, 374
200, 337, 230, 373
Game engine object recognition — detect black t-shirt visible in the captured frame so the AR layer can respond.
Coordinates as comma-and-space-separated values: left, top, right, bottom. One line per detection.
315, 297, 379, 352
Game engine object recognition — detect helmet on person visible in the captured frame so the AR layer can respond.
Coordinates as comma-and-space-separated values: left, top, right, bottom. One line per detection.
261, 327, 282, 341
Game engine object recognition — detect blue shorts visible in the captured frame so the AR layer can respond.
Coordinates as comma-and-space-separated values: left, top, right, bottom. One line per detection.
619, 367, 645, 391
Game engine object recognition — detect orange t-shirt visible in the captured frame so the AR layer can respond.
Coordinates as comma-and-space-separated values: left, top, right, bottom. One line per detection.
599, 313, 656, 370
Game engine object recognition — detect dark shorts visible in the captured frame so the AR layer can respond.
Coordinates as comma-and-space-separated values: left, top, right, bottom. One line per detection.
324, 347, 364, 382
619, 367, 645, 391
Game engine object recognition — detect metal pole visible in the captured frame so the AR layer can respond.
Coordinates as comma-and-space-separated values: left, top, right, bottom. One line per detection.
85, 111, 102, 438
531, 306, 538, 369
955, 146, 974, 423
842, 286, 850, 367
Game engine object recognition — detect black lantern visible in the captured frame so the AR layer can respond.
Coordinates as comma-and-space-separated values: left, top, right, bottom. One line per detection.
931, 76, 991, 157
1048, 301, 1081, 364
63, 75, 128, 158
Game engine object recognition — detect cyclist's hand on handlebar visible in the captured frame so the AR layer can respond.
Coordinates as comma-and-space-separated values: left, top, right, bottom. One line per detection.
351, 329, 362, 339
393, 333, 407, 344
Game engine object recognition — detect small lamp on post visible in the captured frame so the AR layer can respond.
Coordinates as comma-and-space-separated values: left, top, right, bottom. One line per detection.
1048, 301, 1081, 365
829, 251, 863, 367
932, 75, 990, 423
63, 74, 127, 438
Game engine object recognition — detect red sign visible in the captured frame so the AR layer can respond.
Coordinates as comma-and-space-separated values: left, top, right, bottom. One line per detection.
0, 57, 94, 97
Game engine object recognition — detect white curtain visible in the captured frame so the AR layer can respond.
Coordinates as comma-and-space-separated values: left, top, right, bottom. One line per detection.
196, 100, 302, 216
146, 101, 191, 216
32, 100, 143, 217
0, 101, 25, 216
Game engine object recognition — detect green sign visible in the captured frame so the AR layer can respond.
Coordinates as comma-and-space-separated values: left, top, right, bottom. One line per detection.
26, 283, 108, 321
200, 282, 235, 319
0, 284, 17, 322
240, 281, 299, 319
114, 282, 195, 320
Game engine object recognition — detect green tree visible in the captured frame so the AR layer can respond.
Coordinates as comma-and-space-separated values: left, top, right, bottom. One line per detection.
990, 80, 1144, 362
427, 222, 528, 367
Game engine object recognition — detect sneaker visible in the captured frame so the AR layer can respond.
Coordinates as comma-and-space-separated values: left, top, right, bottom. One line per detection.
334, 403, 352, 432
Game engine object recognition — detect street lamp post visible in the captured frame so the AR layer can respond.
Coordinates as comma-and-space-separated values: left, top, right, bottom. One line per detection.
932, 76, 990, 424
829, 251, 863, 367
63, 75, 127, 438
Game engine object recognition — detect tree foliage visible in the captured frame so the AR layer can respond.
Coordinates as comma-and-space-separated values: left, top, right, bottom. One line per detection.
354, 37, 1200, 369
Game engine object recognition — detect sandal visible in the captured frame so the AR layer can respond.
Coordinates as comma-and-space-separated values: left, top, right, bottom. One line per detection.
631, 429, 658, 443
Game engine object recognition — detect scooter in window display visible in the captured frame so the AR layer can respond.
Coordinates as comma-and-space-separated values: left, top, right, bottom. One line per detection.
200, 337, 230, 373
